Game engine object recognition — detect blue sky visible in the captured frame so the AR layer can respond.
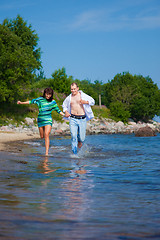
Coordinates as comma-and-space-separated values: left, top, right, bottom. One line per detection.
0, 0, 160, 86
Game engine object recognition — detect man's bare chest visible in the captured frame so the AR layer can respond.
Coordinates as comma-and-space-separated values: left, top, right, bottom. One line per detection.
71, 94, 81, 105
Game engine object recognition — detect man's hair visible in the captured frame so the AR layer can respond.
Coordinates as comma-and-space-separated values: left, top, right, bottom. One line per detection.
71, 82, 79, 88
42, 87, 54, 102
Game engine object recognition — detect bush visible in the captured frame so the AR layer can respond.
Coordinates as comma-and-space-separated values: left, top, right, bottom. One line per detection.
110, 101, 131, 123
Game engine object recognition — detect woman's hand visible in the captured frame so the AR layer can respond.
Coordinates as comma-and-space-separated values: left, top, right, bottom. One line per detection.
65, 111, 71, 118
17, 101, 21, 104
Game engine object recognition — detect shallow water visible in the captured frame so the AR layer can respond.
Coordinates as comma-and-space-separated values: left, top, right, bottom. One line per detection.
0, 134, 160, 240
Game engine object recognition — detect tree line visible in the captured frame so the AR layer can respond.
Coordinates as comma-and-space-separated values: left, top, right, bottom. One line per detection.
1, 15, 160, 122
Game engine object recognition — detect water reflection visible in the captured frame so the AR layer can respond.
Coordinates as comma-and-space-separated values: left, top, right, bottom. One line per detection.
58, 159, 94, 221
38, 156, 56, 174
37, 156, 56, 214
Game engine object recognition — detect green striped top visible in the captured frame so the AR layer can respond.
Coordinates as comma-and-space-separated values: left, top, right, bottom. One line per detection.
29, 97, 61, 127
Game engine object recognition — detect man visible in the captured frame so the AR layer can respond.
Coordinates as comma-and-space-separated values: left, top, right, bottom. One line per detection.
62, 82, 95, 154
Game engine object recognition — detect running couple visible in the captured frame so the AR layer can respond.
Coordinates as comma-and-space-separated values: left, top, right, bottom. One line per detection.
17, 83, 95, 155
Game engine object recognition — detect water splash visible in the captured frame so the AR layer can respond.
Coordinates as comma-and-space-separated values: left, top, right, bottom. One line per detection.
77, 144, 92, 157
24, 141, 41, 146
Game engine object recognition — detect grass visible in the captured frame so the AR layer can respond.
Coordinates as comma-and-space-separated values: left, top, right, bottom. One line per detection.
92, 105, 112, 119
0, 102, 36, 126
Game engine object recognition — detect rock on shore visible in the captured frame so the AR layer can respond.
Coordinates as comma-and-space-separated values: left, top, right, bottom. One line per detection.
1, 117, 160, 136
135, 126, 157, 137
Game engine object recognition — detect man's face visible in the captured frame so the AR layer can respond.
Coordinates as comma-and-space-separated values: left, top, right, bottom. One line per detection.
71, 84, 79, 96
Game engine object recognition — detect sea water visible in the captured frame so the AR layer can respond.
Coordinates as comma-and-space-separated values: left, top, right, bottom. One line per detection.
0, 134, 160, 240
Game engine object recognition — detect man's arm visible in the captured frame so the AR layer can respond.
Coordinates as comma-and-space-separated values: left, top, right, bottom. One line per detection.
80, 99, 89, 105
81, 92, 95, 106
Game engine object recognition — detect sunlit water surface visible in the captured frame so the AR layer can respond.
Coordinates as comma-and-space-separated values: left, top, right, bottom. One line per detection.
0, 134, 160, 240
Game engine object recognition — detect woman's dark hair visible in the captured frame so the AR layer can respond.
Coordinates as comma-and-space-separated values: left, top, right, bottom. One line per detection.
42, 87, 54, 102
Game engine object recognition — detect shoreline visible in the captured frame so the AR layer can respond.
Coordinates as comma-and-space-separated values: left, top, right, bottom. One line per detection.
0, 131, 39, 152
1, 117, 160, 153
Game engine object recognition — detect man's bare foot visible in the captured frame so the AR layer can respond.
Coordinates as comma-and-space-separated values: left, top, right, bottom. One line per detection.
78, 142, 82, 148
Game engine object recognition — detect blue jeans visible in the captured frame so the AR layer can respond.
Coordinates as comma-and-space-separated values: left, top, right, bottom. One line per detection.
69, 117, 87, 154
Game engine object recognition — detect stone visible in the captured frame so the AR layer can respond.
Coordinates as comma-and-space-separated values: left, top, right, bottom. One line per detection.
147, 123, 156, 130
135, 126, 156, 137
115, 121, 124, 127
54, 129, 63, 135
25, 117, 34, 126
128, 121, 137, 126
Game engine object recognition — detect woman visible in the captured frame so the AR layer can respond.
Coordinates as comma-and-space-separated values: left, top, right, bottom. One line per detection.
17, 87, 65, 155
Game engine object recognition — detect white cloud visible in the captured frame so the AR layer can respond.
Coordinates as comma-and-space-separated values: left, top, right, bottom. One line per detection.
67, 9, 106, 31
66, 2, 160, 32
0, 0, 35, 10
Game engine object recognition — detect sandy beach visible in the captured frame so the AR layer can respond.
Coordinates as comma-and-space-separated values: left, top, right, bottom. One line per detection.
0, 131, 39, 152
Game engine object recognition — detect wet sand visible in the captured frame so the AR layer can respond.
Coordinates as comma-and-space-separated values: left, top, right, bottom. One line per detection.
0, 131, 40, 152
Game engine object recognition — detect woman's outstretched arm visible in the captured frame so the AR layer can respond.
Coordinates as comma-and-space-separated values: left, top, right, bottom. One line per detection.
17, 100, 30, 105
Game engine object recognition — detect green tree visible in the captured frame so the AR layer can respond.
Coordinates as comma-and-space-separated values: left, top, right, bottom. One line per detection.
49, 67, 72, 95
110, 101, 131, 122
130, 75, 160, 121
0, 15, 41, 102
3, 15, 41, 64
105, 72, 160, 122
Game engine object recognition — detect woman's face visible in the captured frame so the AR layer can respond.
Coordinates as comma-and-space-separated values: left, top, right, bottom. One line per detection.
45, 93, 52, 100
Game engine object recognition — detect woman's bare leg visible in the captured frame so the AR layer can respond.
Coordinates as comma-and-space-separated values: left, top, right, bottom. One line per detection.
39, 125, 52, 155
39, 126, 45, 139
44, 125, 52, 155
